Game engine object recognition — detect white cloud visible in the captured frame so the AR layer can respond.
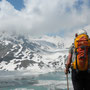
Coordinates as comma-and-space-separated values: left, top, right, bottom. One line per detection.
0, 0, 90, 37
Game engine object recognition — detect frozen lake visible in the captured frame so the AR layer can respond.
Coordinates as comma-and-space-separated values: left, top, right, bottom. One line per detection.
0, 70, 73, 90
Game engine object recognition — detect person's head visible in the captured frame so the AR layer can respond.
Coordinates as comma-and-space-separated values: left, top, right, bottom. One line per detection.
75, 29, 87, 37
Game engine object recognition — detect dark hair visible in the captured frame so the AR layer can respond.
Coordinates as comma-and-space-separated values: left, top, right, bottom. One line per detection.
75, 33, 78, 37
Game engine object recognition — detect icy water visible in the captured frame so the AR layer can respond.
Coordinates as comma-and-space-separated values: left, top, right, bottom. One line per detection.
0, 71, 73, 90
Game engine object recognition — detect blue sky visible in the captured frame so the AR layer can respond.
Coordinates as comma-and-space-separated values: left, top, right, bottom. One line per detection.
74, 0, 84, 12
6, 0, 24, 10
0, 0, 90, 38
0, 0, 24, 10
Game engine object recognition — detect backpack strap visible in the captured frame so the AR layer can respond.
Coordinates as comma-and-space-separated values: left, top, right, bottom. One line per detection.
75, 48, 79, 72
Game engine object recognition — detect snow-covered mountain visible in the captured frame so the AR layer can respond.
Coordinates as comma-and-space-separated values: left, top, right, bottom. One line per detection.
0, 32, 68, 71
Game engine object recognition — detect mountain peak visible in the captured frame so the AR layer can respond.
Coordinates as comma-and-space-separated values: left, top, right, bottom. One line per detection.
0, 31, 68, 71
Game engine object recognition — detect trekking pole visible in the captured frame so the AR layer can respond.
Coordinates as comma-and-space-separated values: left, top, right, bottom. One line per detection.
65, 64, 70, 90
66, 74, 69, 90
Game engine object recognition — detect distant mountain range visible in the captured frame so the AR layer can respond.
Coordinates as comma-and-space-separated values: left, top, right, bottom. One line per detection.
0, 32, 68, 71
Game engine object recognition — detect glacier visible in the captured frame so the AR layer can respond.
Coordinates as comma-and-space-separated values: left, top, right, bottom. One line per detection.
0, 31, 69, 71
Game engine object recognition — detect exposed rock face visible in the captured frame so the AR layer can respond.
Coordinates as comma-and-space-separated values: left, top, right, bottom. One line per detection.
0, 32, 68, 71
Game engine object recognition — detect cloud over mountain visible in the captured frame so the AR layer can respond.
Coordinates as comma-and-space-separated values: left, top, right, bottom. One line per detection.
0, 0, 90, 37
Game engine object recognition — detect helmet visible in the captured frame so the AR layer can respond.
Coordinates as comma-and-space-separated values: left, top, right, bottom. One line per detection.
77, 29, 87, 35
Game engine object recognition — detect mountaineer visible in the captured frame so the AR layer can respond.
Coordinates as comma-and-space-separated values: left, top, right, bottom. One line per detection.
65, 29, 90, 90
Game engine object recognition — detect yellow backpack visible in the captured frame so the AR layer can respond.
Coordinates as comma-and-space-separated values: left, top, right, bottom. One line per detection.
72, 34, 90, 71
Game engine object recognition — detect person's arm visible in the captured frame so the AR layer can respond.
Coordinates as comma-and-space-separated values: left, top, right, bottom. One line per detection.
64, 45, 73, 74
66, 53, 72, 71
66, 53, 72, 68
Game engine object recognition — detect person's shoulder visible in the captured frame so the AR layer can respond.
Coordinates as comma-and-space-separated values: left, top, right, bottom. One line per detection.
70, 43, 74, 49
69, 43, 74, 54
